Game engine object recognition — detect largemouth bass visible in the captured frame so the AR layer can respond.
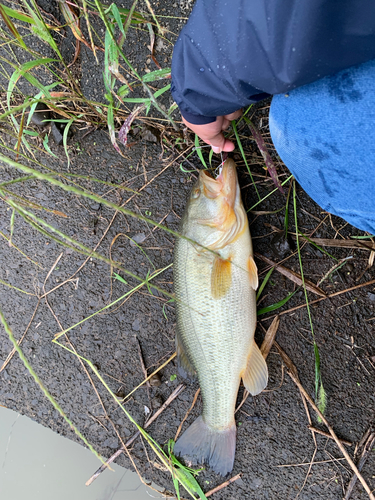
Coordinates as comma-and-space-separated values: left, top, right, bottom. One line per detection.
173, 159, 268, 475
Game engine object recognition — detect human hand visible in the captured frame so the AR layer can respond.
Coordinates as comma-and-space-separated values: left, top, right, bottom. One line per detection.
182, 109, 242, 153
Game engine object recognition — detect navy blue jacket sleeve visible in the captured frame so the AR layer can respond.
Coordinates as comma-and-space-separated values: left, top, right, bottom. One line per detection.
171, 0, 375, 124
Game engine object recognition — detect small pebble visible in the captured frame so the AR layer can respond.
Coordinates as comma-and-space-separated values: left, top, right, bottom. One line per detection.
151, 395, 163, 409
130, 233, 146, 246
132, 318, 140, 331
346, 262, 354, 273
270, 231, 294, 259
141, 128, 158, 143
89, 203, 101, 211
30, 102, 51, 127
149, 373, 162, 387
50, 121, 63, 145
115, 388, 125, 399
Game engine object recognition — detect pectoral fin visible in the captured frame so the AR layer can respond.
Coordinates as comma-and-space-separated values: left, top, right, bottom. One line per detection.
211, 257, 232, 299
242, 341, 268, 395
247, 255, 258, 290
176, 331, 196, 381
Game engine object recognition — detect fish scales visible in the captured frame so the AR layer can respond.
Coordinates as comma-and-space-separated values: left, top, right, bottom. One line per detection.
174, 235, 255, 428
173, 159, 268, 475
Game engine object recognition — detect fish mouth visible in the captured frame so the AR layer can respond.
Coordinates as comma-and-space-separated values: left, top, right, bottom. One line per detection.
200, 158, 237, 207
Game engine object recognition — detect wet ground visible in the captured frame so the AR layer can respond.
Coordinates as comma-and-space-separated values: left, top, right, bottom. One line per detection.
0, 1, 374, 499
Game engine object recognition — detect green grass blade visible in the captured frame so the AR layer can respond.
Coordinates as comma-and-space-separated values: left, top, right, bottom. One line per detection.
256, 267, 274, 301
194, 134, 207, 168
21, 0, 59, 53
232, 119, 260, 200
142, 67, 171, 82
153, 83, 171, 99
248, 175, 293, 211
0, 3, 27, 49
7, 58, 56, 109
298, 230, 338, 261
293, 181, 326, 411
42, 133, 57, 158
122, 97, 151, 103
257, 289, 297, 316
284, 182, 292, 236
351, 234, 375, 239
9, 208, 15, 246
0, 278, 34, 295
0, 3, 38, 24
62, 117, 75, 168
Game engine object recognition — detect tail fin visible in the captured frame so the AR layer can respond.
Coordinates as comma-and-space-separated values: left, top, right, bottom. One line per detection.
174, 416, 236, 476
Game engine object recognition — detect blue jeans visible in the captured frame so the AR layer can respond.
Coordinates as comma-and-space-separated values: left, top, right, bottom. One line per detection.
269, 59, 375, 234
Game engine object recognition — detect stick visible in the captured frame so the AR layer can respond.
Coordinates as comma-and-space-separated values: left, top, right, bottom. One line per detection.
86, 383, 185, 486
205, 473, 242, 497
135, 336, 152, 410
307, 426, 353, 446
255, 253, 326, 297
344, 431, 375, 500
274, 342, 375, 500
174, 388, 200, 441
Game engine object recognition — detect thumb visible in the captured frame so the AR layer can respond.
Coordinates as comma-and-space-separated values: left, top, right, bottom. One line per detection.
210, 135, 235, 153
208, 132, 226, 153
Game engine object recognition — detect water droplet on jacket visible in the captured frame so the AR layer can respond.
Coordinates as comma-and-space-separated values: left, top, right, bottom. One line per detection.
222, 65, 225, 69
217, 65, 220, 68
199, 67, 205, 72
292, 47, 296, 52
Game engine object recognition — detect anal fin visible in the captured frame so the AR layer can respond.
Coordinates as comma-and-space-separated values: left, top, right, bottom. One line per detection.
242, 340, 268, 395
176, 331, 196, 381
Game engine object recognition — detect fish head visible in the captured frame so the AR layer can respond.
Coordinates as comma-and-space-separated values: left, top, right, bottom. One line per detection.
184, 159, 243, 248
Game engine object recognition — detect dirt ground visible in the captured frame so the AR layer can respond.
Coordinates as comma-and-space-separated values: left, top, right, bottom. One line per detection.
0, 1, 375, 499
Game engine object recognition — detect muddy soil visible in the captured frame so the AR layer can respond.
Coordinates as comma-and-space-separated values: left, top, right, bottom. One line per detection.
0, 2, 374, 499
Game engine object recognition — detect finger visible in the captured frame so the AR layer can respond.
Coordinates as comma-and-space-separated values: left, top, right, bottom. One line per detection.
211, 137, 235, 153
207, 132, 226, 152
221, 118, 231, 131
225, 109, 243, 121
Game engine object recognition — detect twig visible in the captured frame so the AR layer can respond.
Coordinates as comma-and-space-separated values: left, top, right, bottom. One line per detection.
255, 253, 326, 297
276, 457, 346, 468
344, 430, 375, 500
135, 336, 152, 411
205, 473, 242, 497
40, 210, 119, 299
86, 383, 185, 486
174, 388, 200, 441
307, 426, 353, 446
260, 315, 280, 358
305, 237, 375, 251
274, 342, 375, 500
42, 254, 121, 454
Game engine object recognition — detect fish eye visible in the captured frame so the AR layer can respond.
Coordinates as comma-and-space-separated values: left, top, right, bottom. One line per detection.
191, 188, 200, 199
